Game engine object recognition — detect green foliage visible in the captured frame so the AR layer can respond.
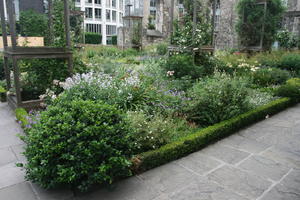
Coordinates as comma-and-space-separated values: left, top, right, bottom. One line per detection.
20, 59, 69, 100
52, 0, 66, 47
172, 16, 211, 48
15, 108, 29, 128
21, 100, 133, 191
185, 74, 251, 126
0, 85, 6, 102
85, 32, 102, 44
236, 0, 285, 50
164, 54, 204, 79
277, 53, 300, 71
252, 67, 291, 87
156, 43, 168, 56
135, 98, 293, 172
127, 111, 195, 153
112, 36, 118, 45
276, 78, 300, 100
19, 10, 48, 37
276, 30, 299, 50
0, 57, 4, 80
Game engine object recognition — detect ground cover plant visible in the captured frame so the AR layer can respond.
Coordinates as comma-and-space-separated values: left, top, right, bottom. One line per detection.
19, 44, 300, 192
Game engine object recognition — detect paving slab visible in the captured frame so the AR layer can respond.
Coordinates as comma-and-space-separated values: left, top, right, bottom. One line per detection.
0, 163, 26, 189
169, 177, 249, 200
261, 146, 300, 169
0, 147, 17, 166
238, 155, 291, 181
0, 182, 37, 200
175, 152, 221, 175
201, 144, 250, 165
138, 162, 195, 194
207, 165, 271, 199
220, 134, 270, 154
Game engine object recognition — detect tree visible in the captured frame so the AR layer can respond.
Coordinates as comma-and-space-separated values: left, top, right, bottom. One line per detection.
236, 0, 285, 50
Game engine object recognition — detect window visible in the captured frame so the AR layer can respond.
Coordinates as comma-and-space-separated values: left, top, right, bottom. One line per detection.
76, 0, 80, 3
212, 0, 221, 30
106, 10, 111, 20
112, 0, 116, 8
106, 25, 117, 35
112, 11, 116, 22
95, 8, 102, 19
106, 0, 111, 7
150, 0, 156, 7
94, 0, 101, 5
85, 8, 93, 18
86, 24, 102, 34
119, 0, 123, 9
85, 0, 92, 4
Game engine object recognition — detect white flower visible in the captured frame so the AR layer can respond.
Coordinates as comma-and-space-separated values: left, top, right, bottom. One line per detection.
167, 71, 175, 76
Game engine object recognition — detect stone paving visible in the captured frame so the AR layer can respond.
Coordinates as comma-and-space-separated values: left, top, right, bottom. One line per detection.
0, 102, 300, 200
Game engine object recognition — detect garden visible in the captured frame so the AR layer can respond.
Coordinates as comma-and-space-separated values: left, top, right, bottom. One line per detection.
1, 0, 300, 194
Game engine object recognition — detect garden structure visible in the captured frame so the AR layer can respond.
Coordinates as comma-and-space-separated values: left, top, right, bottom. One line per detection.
168, 0, 215, 60
0, 0, 73, 110
240, 0, 268, 52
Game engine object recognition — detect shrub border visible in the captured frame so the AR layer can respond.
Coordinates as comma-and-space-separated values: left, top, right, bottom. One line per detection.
14, 98, 295, 174
133, 97, 294, 173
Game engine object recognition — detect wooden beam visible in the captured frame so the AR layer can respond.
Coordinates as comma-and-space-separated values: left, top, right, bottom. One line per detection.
64, 0, 71, 48
0, 0, 8, 48
6, 0, 17, 49
170, 0, 175, 44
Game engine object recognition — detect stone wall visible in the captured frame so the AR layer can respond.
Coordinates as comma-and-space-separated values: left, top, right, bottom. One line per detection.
214, 0, 239, 50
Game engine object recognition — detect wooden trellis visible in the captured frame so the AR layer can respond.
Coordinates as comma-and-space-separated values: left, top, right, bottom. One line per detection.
168, 0, 215, 57
0, 0, 73, 110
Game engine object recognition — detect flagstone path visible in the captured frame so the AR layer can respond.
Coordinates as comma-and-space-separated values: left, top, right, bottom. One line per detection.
0, 102, 299, 200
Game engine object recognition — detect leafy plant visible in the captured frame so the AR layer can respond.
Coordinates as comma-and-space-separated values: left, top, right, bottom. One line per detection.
156, 43, 168, 56
164, 54, 204, 79
19, 10, 48, 37
252, 67, 290, 87
276, 78, 300, 100
277, 53, 300, 71
236, 0, 285, 50
21, 100, 133, 191
276, 29, 299, 50
185, 73, 251, 126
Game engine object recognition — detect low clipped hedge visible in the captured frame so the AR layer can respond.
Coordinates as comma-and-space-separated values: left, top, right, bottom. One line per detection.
133, 97, 294, 172
85, 32, 102, 44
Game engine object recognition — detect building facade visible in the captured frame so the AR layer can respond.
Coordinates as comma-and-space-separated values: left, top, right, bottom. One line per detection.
75, 0, 125, 45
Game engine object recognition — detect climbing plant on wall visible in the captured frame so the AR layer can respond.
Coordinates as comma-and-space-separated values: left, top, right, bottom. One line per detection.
236, 0, 285, 50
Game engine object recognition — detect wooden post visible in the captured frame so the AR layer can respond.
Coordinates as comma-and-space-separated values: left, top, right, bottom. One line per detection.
192, 0, 197, 39
48, 0, 54, 45
12, 58, 22, 106
260, 1, 267, 51
6, 0, 17, 49
170, 0, 175, 44
0, 0, 11, 89
64, 0, 71, 48
212, 0, 217, 47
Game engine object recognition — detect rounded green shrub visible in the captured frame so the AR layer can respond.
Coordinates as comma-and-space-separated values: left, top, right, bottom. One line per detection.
22, 100, 133, 191
252, 67, 290, 87
277, 53, 300, 71
164, 54, 204, 79
276, 78, 300, 100
156, 43, 168, 56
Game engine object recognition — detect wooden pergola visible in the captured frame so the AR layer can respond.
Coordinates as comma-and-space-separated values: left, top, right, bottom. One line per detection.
0, 0, 73, 110
168, 0, 216, 56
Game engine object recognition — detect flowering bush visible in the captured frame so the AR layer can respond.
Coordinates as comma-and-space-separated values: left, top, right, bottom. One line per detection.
164, 54, 204, 80
21, 100, 133, 191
